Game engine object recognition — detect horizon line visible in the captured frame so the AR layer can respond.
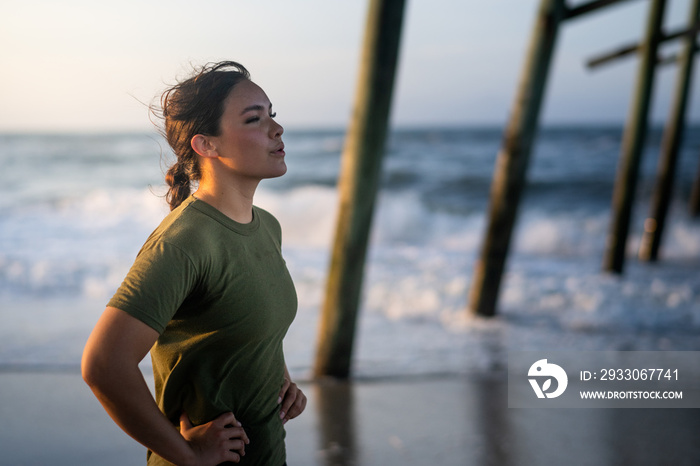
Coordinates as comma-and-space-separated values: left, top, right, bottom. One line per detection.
2, 120, 700, 136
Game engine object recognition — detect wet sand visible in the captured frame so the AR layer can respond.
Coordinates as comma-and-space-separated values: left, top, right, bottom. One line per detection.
1, 371, 698, 465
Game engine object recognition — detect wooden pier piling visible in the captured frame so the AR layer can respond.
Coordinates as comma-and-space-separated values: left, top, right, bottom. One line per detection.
314, 0, 405, 378
639, 0, 700, 262
468, 0, 665, 316
602, 0, 668, 274
468, 0, 568, 317
692, 158, 700, 216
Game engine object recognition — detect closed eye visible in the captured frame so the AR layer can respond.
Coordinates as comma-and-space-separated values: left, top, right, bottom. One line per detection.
244, 112, 276, 124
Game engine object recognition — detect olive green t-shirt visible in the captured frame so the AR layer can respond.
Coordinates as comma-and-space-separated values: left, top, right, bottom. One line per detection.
108, 196, 297, 466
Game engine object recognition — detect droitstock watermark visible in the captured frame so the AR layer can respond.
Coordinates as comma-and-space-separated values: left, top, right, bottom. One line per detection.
508, 351, 700, 408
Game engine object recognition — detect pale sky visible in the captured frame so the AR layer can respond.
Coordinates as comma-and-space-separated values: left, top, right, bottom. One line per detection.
1, 0, 698, 132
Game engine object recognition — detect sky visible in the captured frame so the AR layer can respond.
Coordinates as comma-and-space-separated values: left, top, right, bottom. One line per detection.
1, 0, 699, 132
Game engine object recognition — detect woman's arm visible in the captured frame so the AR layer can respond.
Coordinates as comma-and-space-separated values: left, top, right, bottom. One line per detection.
82, 307, 249, 466
277, 364, 307, 425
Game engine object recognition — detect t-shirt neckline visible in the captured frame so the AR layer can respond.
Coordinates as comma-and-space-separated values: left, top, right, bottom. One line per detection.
187, 195, 261, 235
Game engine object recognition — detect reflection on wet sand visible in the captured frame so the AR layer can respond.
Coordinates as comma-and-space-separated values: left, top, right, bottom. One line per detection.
315, 380, 358, 465
286, 376, 700, 465
0, 373, 698, 465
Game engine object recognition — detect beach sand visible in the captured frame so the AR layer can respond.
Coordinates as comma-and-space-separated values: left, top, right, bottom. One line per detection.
1, 370, 699, 465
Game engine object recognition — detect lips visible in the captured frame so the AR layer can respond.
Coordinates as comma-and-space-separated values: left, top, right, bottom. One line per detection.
272, 143, 285, 157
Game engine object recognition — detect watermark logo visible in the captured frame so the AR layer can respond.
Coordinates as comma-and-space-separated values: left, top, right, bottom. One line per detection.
528, 359, 568, 399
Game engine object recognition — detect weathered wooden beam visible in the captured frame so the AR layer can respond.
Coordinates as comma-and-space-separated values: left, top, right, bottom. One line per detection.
468, 0, 568, 317
314, 0, 405, 378
639, 0, 700, 262
586, 42, 639, 68
690, 152, 700, 216
603, 0, 668, 274
565, 0, 639, 21
586, 22, 700, 69
689, 26, 700, 218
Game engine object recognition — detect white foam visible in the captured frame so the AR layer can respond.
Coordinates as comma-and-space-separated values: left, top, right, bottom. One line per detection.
2, 168, 700, 376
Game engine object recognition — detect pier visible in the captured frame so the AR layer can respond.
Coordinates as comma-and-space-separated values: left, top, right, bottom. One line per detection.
314, 0, 700, 377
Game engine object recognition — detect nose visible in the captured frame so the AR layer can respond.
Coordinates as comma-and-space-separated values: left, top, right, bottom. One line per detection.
271, 119, 284, 138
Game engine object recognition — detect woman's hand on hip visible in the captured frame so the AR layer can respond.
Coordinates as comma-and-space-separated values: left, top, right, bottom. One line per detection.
180, 411, 250, 465
278, 377, 307, 425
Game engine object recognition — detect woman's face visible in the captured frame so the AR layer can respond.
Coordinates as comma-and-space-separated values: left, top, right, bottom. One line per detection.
209, 79, 286, 181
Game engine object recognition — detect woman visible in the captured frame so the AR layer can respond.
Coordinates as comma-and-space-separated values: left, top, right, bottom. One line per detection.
82, 61, 306, 466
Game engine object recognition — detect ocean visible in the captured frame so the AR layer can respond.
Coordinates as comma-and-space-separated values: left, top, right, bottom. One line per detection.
1, 126, 699, 378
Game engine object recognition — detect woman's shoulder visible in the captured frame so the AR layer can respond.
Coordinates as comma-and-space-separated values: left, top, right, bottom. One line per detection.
253, 206, 282, 234
253, 205, 278, 224
146, 198, 216, 248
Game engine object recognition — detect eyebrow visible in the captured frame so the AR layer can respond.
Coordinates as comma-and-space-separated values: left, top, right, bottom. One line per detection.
240, 103, 273, 115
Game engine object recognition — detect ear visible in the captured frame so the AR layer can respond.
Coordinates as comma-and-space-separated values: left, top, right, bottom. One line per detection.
191, 134, 218, 159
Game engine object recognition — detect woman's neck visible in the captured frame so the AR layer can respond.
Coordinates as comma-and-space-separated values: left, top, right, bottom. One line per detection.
194, 177, 258, 224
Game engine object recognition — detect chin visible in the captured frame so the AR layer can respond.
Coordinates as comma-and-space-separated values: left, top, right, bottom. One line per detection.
268, 164, 288, 179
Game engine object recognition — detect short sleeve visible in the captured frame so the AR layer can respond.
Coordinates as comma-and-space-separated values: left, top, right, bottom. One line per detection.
108, 240, 199, 333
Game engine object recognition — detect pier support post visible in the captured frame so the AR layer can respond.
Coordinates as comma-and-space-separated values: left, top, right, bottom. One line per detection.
691, 155, 700, 216
603, 0, 668, 273
639, 0, 700, 262
314, 0, 405, 378
468, 0, 567, 317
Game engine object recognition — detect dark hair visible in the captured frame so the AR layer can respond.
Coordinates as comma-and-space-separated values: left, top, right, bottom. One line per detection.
155, 61, 251, 210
